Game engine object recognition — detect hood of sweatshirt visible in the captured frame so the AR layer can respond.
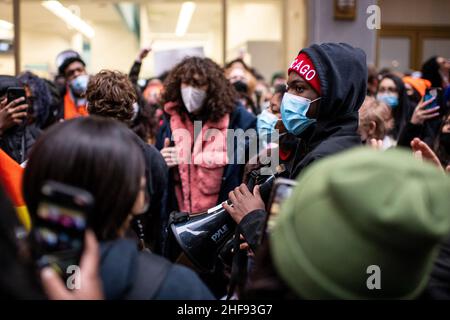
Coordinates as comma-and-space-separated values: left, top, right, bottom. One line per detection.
298, 43, 367, 144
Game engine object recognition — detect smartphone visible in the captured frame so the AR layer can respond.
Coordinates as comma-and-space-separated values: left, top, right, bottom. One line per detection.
6, 87, 28, 128
6, 87, 27, 105
260, 178, 297, 243
423, 87, 443, 110
32, 181, 93, 278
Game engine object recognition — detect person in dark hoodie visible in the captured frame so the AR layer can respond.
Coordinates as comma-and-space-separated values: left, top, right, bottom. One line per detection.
223, 42, 367, 252
23, 116, 214, 300
0, 75, 39, 164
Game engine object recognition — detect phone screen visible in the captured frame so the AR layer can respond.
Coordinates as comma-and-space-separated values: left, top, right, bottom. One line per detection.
32, 182, 92, 277
6, 87, 27, 105
261, 178, 297, 242
6, 87, 28, 128
34, 202, 86, 274
423, 88, 441, 110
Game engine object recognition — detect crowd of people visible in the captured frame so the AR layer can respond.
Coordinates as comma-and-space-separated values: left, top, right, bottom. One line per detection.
1, 41, 450, 300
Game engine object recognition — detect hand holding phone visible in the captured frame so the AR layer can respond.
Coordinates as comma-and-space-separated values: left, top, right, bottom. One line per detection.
0, 87, 28, 134
40, 230, 103, 300
160, 137, 179, 168
7, 87, 27, 105
32, 181, 94, 280
410, 88, 442, 125
261, 178, 297, 242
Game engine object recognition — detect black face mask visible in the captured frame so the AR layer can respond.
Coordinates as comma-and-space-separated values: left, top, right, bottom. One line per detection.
233, 80, 248, 94
440, 132, 450, 154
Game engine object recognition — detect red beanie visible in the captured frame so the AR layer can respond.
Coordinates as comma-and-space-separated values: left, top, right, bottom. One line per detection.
288, 52, 321, 95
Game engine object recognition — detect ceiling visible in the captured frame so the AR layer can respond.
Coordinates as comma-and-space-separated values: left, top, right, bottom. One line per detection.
1, 0, 223, 39
1, 0, 123, 39
1, 0, 279, 38
145, 1, 222, 34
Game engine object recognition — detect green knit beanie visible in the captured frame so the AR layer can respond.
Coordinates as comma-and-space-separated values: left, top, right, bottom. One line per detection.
270, 147, 450, 299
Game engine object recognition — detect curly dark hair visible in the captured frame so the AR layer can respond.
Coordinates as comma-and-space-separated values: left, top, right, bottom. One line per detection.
18, 71, 53, 128
163, 57, 237, 122
132, 102, 160, 143
86, 70, 137, 124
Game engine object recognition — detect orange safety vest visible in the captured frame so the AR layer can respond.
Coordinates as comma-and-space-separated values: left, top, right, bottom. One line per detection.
64, 90, 88, 120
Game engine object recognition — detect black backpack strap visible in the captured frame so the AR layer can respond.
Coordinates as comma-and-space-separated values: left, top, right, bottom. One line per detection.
226, 228, 248, 300
125, 251, 172, 300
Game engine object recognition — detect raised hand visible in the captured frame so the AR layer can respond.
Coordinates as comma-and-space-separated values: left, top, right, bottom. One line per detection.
411, 137, 443, 171
410, 97, 440, 125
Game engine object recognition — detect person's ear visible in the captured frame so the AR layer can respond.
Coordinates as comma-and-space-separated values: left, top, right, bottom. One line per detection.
368, 120, 377, 137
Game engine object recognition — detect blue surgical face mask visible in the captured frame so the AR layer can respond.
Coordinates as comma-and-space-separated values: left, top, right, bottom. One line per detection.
376, 93, 399, 109
257, 109, 278, 136
69, 74, 89, 97
257, 109, 279, 148
280, 92, 320, 136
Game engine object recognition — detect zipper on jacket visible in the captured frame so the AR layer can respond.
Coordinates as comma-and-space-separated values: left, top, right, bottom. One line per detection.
188, 161, 192, 213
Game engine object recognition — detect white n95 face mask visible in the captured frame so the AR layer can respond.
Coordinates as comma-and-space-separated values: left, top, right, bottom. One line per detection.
181, 86, 207, 113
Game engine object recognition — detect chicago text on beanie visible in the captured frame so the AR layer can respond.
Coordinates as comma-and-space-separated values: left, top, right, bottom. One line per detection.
288, 52, 321, 95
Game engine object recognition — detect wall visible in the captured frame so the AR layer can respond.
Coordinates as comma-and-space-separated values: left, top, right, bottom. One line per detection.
17, 22, 138, 77
89, 22, 139, 74
140, 1, 223, 78
227, 1, 282, 59
0, 1, 14, 75
1, 1, 138, 77
378, 0, 450, 70
380, 0, 450, 26
15, 22, 138, 77
247, 41, 283, 81
20, 30, 71, 76
307, 0, 378, 64
0, 55, 14, 75
284, 0, 308, 69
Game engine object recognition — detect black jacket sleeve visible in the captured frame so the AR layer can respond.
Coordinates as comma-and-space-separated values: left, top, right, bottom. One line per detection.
397, 122, 424, 148
237, 209, 268, 253
129, 61, 142, 85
